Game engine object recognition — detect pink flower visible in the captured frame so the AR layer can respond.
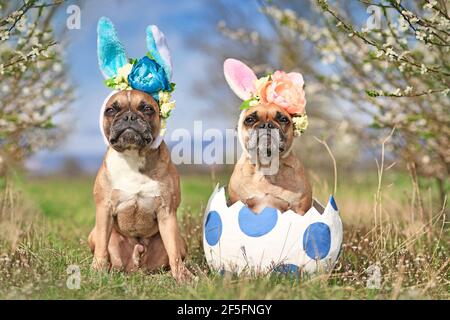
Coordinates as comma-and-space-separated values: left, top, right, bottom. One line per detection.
258, 71, 306, 115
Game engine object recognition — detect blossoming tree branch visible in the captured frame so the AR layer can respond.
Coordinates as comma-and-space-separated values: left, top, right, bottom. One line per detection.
0, 0, 72, 167
218, 0, 449, 204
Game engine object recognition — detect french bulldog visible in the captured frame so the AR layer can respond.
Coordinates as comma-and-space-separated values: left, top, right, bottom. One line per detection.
224, 59, 313, 214
89, 18, 192, 282
88, 90, 192, 282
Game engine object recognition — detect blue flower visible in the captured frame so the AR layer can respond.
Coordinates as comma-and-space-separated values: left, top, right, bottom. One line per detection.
128, 56, 170, 100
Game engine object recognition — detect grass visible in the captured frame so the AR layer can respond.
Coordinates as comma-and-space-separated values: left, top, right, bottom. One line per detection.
0, 169, 448, 299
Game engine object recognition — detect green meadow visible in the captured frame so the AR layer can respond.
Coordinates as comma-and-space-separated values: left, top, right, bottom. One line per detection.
0, 170, 447, 300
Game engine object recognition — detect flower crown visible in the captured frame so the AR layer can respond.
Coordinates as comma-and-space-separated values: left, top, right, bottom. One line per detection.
224, 59, 308, 136
97, 17, 175, 136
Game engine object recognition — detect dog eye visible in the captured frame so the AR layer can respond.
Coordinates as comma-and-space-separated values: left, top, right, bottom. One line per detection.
104, 107, 117, 116
142, 105, 154, 114
245, 117, 256, 125
279, 116, 289, 123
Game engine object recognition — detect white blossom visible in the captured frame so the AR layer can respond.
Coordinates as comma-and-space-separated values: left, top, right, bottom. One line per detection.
420, 64, 428, 74
423, 0, 437, 10
404, 86, 413, 94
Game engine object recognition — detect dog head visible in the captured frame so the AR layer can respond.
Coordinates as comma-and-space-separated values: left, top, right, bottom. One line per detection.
238, 103, 294, 159
224, 58, 307, 164
96, 17, 174, 152
102, 90, 160, 152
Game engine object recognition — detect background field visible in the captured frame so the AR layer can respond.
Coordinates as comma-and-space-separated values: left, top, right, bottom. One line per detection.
0, 169, 447, 299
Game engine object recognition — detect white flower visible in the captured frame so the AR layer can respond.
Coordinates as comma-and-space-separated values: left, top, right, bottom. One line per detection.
292, 115, 309, 136
420, 64, 428, 74
249, 99, 259, 107
423, 0, 437, 10
404, 86, 413, 94
385, 47, 398, 60
158, 91, 172, 104
160, 101, 175, 118
375, 50, 384, 58
0, 30, 10, 41
398, 16, 409, 32
401, 10, 412, 17
116, 63, 133, 83
0, 64, 4, 75
415, 30, 426, 41
115, 82, 130, 90
28, 47, 40, 60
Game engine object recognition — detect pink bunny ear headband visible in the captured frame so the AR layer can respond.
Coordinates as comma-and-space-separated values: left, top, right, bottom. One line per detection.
223, 58, 308, 137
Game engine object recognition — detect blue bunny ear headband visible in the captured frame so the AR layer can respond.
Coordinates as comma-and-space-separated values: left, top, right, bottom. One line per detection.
97, 17, 175, 138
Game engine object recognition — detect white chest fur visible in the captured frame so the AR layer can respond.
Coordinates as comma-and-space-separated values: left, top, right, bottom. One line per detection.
106, 149, 161, 196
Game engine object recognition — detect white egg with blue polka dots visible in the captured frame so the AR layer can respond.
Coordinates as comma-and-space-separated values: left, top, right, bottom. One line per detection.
203, 185, 343, 275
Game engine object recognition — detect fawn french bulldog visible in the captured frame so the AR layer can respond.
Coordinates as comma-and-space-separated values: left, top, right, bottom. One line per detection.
88, 17, 191, 282
224, 58, 312, 214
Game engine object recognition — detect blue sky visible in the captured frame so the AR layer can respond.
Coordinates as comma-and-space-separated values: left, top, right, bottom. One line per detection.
28, 0, 260, 172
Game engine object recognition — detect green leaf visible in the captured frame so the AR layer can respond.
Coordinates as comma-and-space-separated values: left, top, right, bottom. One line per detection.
369, 121, 384, 129
169, 82, 176, 92
240, 99, 252, 110
365, 90, 380, 98
406, 114, 422, 122
146, 52, 155, 60
418, 131, 434, 139
104, 78, 116, 89
128, 58, 137, 65
41, 119, 55, 129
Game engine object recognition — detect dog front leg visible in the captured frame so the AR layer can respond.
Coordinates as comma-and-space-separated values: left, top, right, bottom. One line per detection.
157, 211, 192, 282
91, 202, 113, 271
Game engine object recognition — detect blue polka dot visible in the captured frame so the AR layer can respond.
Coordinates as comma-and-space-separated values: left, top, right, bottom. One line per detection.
274, 263, 299, 274
303, 222, 331, 259
329, 195, 338, 211
204, 211, 222, 246
238, 206, 278, 237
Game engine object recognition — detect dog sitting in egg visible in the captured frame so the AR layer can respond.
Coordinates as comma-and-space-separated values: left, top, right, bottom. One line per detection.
203, 59, 343, 275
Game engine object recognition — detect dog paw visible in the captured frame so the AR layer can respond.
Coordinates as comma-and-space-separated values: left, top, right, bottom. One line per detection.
91, 257, 110, 272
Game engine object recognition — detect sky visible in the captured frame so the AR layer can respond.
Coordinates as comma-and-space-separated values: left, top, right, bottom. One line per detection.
27, 0, 257, 173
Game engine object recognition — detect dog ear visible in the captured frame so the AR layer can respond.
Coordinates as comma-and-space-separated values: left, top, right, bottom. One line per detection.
146, 25, 172, 81
97, 17, 128, 79
223, 58, 257, 100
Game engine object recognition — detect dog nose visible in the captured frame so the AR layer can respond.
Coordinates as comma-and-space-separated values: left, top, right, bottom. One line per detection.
258, 122, 276, 129
123, 111, 137, 122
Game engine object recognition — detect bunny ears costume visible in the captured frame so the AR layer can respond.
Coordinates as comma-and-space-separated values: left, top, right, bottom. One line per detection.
223, 58, 309, 137
97, 17, 175, 147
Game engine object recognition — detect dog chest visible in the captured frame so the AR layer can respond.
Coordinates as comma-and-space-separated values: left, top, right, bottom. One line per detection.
106, 149, 162, 237
106, 149, 161, 196
111, 189, 160, 238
